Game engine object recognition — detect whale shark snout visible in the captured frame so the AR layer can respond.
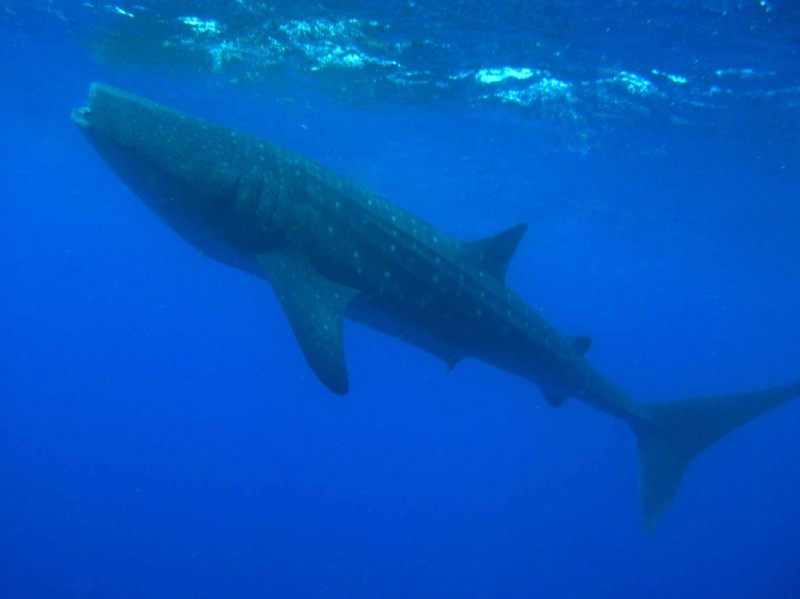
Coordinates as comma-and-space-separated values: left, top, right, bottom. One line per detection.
71, 106, 91, 129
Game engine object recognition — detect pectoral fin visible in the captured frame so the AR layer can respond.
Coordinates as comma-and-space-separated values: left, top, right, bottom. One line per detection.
255, 250, 360, 395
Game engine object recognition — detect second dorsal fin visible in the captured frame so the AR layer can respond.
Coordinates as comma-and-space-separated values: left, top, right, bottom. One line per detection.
460, 223, 528, 283
571, 335, 592, 355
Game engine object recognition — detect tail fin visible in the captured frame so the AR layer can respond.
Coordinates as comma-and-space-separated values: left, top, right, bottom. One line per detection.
635, 382, 800, 533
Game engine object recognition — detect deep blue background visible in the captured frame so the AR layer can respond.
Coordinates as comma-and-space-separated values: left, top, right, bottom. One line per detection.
2, 4, 800, 598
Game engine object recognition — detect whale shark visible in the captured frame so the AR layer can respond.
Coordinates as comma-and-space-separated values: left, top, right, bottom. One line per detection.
72, 83, 799, 531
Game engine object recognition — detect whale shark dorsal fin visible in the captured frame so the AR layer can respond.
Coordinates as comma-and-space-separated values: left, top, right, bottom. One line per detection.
255, 249, 360, 395
461, 223, 528, 283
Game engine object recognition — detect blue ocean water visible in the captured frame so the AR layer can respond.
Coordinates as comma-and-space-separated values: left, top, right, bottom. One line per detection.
1, 1, 799, 597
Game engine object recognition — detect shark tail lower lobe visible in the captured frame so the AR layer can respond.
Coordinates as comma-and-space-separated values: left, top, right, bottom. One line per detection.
634, 381, 800, 533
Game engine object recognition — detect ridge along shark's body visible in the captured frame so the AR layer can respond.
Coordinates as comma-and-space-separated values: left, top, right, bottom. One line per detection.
73, 83, 799, 531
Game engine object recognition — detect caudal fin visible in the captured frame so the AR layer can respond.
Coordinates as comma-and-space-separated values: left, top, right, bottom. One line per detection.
635, 382, 800, 533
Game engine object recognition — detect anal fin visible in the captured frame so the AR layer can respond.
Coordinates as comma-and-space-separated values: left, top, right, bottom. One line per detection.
540, 384, 569, 407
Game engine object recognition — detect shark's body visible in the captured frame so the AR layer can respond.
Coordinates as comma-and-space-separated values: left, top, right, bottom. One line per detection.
73, 83, 799, 531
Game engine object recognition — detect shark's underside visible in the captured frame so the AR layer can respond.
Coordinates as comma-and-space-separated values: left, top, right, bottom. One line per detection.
72, 83, 799, 531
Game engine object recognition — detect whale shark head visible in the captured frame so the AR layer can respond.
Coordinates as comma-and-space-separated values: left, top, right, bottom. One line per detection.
70, 83, 188, 199
70, 105, 92, 130
72, 83, 281, 263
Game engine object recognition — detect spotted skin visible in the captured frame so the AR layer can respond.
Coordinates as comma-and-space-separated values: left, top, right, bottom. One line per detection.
73, 83, 800, 531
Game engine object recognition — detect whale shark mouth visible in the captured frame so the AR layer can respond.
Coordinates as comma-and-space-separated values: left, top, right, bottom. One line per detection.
71, 106, 92, 129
